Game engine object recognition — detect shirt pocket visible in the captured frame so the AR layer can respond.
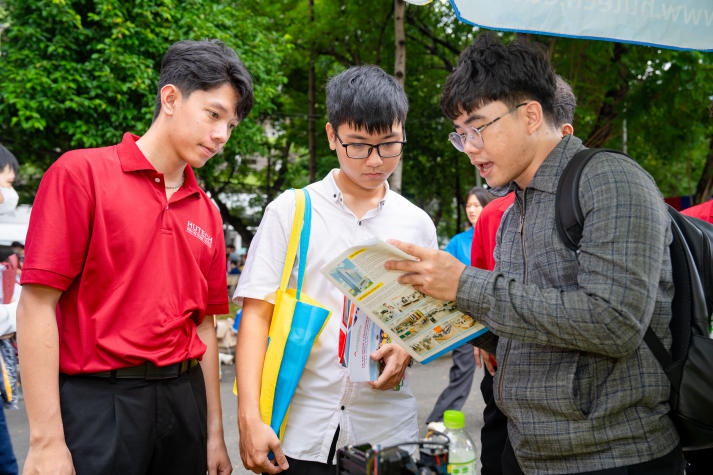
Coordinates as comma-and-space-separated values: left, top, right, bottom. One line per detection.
499, 343, 589, 422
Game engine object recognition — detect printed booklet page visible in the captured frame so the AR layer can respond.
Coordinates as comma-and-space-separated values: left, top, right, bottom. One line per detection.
322, 239, 490, 364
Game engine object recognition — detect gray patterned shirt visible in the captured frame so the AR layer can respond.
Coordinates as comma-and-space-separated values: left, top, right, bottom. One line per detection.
457, 135, 678, 474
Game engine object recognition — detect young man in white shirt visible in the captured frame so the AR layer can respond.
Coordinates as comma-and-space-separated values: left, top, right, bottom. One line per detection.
234, 65, 437, 474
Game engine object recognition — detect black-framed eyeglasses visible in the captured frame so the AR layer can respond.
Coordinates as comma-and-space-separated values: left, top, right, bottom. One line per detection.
334, 132, 407, 159
448, 102, 527, 152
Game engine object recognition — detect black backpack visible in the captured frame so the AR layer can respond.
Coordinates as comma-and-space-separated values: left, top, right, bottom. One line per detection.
555, 148, 713, 451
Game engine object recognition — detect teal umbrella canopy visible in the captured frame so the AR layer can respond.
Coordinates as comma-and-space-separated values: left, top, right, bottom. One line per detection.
448, 0, 712, 52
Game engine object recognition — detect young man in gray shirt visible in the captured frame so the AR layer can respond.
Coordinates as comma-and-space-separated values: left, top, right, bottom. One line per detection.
387, 34, 683, 475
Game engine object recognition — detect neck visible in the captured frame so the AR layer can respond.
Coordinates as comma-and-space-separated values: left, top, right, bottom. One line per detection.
334, 170, 386, 219
136, 128, 187, 182
514, 133, 563, 189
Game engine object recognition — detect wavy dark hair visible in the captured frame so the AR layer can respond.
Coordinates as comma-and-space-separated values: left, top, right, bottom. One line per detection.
441, 33, 557, 125
153, 39, 254, 122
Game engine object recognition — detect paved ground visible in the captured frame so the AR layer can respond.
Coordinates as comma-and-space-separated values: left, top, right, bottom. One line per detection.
7, 354, 485, 474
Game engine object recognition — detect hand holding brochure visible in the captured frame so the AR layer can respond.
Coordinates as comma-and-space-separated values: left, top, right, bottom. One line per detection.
322, 240, 491, 364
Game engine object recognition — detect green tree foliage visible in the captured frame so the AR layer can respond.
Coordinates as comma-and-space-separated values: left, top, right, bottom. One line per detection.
0, 0, 290, 242
246, 0, 483, 240
550, 38, 713, 201
1, 0, 711, 246
250, 1, 712, 242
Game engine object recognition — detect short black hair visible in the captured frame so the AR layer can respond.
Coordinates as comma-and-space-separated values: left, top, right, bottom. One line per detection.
326, 65, 408, 135
441, 33, 557, 125
0, 144, 19, 175
154, 39, 254, 121
554, 74, 576, 127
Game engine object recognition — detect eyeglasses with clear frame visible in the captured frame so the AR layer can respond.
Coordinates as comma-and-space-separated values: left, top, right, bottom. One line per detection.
334, 131, 407, 159
448, 102, 527, 152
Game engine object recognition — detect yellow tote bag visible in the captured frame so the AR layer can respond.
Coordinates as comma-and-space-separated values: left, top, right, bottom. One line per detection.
233, 193, 305, 396
257, 190, 306, 426
261, 189, 330, 438
235, 189, 330, 440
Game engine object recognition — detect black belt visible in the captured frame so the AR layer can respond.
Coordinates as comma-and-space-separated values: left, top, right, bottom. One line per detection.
83, 359, 200, 380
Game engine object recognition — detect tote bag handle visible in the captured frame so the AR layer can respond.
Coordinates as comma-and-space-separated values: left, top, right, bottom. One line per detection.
278, 189, 311, 298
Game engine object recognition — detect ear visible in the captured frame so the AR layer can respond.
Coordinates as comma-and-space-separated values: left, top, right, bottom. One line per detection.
160, 84, 180, 116
523, 101, 544, 135
325, 122, 337, 150
561, 123, 574, 137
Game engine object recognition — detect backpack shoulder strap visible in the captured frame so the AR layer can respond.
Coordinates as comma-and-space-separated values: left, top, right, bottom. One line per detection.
556, 148, 601, 250
555, 148, 629, 250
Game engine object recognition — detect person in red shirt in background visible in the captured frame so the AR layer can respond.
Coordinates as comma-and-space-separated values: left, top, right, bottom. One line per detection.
470, 75, 575, 474
17, 39, 253, 475
682, 198, 713, 223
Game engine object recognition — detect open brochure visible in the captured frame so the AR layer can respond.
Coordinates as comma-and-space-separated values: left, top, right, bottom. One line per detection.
340, 301, 383, 381
322, 239, 491, 364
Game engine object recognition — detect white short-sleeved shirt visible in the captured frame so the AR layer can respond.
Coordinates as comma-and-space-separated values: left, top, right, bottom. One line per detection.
235, 170, 438, 462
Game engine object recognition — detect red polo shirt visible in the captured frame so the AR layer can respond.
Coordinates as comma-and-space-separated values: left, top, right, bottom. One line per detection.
22, 133, 229, 373
682, 199, 713, 224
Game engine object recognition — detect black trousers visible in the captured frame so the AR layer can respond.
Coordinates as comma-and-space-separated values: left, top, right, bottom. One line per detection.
684, 448, 713, 474
263, 426, 340, 475
278, 456, 335, 475
59, 365, 207, 475
480, 371, 508, 475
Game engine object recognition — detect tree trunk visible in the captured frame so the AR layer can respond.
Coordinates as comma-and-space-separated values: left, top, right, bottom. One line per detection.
390, 0, 406, 194
693, 136, 713, 204
308, 0, 317, 183
584, 43, 629, 148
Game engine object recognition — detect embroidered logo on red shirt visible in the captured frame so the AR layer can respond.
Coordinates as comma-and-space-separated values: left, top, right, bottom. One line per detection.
186, 221, 213, 248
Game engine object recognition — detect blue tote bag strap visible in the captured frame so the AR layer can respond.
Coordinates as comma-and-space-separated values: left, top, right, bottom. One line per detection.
295, 189, 311, 300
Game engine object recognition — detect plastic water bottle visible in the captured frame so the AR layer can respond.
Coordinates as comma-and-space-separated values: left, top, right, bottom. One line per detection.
443, 410, 477, 475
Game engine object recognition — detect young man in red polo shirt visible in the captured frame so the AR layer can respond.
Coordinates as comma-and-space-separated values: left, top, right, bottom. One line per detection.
17, 39, 253, 475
